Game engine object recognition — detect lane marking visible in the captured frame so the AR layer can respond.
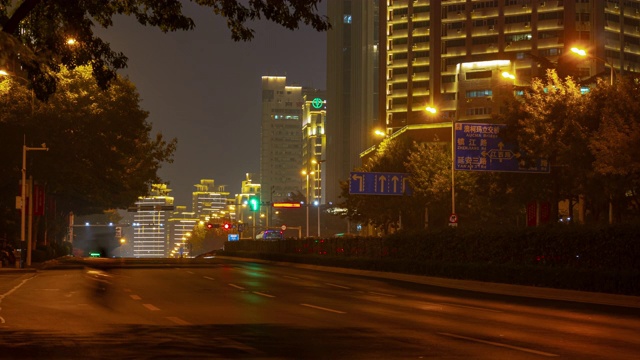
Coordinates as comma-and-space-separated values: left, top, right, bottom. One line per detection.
284, 275, 299, 280
130, 295, 142, 300
325, 283, 351, 289
253, 291, 275, 298
368, 291, 396, 297
438, 332, 559, 357
301, 303, 346, 314
203, 276, 215, 281
123, 288, 132, 293
166, 316, 190, 325
440, 302, 503, 313
186, 271, 195, 274
143, 303, 160, 311
228, 283, 245, 290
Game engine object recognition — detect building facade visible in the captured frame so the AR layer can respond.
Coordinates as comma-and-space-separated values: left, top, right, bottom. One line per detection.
260, 76, 304, 203
132, 184, 173, 258
192, 179, 230, 221
379, 0, 640, 133
167, 205, 197, 258
326, 0, 380, 204
302, 92, 327, 205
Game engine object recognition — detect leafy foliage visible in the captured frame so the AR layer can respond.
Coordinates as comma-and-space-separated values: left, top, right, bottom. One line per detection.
1, 0, 330, 100
0, 66, 176, 240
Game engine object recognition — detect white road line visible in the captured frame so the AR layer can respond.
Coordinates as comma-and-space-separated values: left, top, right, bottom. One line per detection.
143, 303, 160, 311
440, 302, 503, 313
130, 295, 142, 300
325, 283, 351, 289
186, 271, 195, 274
228, 283, 245, 290
438, 332, 559, 357
253, 291, 275, 298
368, 291, 396, 297
283, 275, 299, 280
166, 316, 190, 325
301, 303, 346, 314
203, 276, 215, 280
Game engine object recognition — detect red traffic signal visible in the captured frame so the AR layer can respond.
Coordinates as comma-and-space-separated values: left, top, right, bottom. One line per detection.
223, 223, 231, 230
206, 223, 214, 229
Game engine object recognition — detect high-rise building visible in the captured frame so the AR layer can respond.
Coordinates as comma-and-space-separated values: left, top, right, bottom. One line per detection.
166, 205, 197, 258
326, 0, 380, 204
379, 0, 640, 133
302, 92, 327, 204
132, 184, 173, 258
260, 76, 304, 203
234, 173, 261, 237
192, 179, 229, 220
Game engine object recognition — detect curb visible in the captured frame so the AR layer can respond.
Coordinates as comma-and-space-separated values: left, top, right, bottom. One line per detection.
217, 256, 640, 309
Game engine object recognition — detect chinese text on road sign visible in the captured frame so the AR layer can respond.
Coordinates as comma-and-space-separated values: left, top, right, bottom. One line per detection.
454, 123, 550, 173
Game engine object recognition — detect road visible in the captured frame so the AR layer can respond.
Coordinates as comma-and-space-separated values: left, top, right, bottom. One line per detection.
1, 258, 639, 359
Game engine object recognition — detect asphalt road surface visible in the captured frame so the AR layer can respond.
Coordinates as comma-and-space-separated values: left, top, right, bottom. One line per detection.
1, 258, 639, 359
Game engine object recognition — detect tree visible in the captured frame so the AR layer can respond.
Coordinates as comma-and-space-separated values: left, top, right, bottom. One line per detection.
587, 77, 640, 219
0, 65, 176, 241
498, 70, 591, 221
339, 136, 425, 233
0, 0, 330, 100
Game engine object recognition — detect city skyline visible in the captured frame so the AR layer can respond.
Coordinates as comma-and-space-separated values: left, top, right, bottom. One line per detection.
95, 2, 327, 206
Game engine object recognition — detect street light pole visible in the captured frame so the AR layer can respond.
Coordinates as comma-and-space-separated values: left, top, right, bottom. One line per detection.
21, 140, 48, 266
570, 47, 615, 224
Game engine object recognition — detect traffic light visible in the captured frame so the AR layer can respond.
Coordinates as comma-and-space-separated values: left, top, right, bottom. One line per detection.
223, 223, 231, 230
206, 223, 213, 230
248, 196, 260, 211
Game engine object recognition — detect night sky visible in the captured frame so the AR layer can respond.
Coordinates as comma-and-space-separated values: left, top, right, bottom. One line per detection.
96, 2, 327, 206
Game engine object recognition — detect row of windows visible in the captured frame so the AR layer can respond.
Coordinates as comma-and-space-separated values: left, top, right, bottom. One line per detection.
466, 107, 493, 116
466, 90, 493, 98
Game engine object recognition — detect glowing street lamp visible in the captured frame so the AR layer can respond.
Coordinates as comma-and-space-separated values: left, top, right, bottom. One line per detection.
570, 47, 614, 86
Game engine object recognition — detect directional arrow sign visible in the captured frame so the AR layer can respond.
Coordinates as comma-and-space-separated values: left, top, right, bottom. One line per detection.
349, 172, 412, 195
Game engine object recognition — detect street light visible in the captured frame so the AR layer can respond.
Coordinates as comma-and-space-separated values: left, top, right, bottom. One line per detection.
570, 47, 614, 86
571, 47, 615, 224
1, 69, 34, 112
21, 140, 48, 266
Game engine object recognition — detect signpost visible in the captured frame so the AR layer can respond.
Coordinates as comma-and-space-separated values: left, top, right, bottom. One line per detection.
454, 123, 549, 173
349, 172, 412, 195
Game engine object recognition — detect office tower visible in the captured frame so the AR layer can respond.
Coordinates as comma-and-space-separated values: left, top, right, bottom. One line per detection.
132, 184, 173, 258
167, 206, 197, 258
379, 0, 640, 133
260, 76, 304, 203
302, 91, 327, 204
326, 0, 380, 204
192, 179, 229, 220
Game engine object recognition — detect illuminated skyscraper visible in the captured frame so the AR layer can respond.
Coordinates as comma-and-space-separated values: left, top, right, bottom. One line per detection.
260, 76, 303, 203
326, 0, 380, 204
379, 0, 640, 132
302, 92, 327, 204
132, 184, 173, 258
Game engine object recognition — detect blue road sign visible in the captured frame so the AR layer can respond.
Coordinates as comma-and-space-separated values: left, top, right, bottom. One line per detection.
228, 234, 239, 241
349, 172, 412, 195
454, 123, 550, 173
